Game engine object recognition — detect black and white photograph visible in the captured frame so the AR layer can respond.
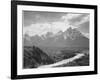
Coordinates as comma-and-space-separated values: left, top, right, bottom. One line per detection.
23, 11, 90, 69
11, 1, 97, 79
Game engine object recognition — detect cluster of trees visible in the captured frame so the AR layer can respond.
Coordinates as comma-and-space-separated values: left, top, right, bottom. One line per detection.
23, 46, 54, 68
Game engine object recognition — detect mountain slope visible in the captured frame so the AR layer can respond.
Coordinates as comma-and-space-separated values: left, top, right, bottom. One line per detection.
23, 46, 54, 68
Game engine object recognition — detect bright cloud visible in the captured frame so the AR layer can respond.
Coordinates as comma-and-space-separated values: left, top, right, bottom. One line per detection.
23, 13, 89, 36
62, 13, 82, 23
23, 21, 71, 36
62, 13, 89, 26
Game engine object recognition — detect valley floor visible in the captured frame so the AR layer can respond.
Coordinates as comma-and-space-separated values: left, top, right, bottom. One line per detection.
38, 53, 85, 68
23, 46, 89, 68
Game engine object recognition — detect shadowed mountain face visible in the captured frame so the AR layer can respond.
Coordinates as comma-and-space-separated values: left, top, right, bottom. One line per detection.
24, 34, 33, 46
23, 46, 54, 68
24, 27, 89, 48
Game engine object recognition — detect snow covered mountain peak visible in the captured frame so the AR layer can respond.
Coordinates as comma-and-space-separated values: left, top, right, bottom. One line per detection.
24, 27, 89, 48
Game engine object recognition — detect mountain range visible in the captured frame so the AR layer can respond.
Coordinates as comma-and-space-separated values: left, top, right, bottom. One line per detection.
24, 27, 89, 48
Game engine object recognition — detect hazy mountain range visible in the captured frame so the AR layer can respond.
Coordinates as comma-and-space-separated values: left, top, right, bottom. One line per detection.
24, 27, 89, 48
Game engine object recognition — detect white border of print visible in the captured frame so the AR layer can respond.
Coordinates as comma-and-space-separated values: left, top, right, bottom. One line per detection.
17, 5, 94, 75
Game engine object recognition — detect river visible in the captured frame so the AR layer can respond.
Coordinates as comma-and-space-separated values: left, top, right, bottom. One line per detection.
38, 53, 85, 68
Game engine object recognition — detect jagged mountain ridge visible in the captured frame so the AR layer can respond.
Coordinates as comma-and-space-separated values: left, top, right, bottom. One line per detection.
24, 27, 89, 48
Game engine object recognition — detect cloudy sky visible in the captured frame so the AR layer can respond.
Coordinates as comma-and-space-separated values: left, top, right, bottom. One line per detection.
23, 11, 89, 37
